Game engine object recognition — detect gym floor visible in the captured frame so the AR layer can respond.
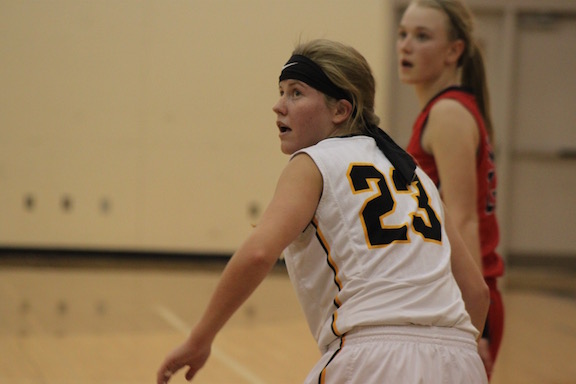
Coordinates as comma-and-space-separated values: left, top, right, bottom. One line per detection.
1, 252, 575, 384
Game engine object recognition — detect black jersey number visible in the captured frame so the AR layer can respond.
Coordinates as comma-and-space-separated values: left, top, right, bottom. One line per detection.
347, 164, 442, 247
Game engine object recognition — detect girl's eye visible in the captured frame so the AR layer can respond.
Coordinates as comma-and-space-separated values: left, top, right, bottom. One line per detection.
397, 30, 407, 39
416, 32, 430, 41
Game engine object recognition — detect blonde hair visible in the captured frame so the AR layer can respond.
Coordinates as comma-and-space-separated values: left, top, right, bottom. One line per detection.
291, 39, 379, 135
412, 0, 494, 140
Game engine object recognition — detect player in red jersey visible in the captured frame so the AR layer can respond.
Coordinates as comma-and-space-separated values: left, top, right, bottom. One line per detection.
397, 0, 505, 379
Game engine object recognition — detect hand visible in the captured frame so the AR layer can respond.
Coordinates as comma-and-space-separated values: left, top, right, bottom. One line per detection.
478, 337, 494, 377
156, 334, 211, 384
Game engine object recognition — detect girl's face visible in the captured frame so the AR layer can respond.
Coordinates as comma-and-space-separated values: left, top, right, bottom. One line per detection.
396, 4, 458, 86
272, 79, 338, 155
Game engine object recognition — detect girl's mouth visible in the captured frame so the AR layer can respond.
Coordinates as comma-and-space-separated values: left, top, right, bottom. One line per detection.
277, 123, 291, 133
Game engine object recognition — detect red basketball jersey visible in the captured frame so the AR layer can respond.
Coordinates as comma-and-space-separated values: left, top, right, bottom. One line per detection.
406, 87, 504, 278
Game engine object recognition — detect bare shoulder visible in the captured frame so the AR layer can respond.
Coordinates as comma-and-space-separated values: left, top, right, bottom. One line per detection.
284, 152, 321, 180
256, 152, 322, 246
424, 98, 479, 149
277, 153, 323, 199
428, 98, 475, 126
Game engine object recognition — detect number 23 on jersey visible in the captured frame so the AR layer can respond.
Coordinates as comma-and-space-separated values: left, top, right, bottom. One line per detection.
347, 163, 442, 248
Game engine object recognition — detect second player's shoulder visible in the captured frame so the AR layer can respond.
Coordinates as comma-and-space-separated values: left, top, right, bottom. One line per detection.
425, 98, 479, 148
429, 97, 472, 120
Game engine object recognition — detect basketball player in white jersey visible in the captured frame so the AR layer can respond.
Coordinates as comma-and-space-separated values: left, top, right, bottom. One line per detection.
157, 39, 489, 384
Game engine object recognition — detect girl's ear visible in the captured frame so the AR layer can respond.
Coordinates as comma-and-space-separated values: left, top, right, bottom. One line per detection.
446, 39, 465, 65
333, 99, 353, 124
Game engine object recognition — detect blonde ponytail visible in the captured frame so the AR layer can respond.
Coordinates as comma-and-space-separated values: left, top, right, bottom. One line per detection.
461, 40, 493, 141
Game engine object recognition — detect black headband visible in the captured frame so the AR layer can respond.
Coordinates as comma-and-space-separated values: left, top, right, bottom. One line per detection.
279, 54, 351, 102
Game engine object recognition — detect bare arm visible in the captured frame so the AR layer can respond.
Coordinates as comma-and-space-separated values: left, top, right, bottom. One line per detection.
425, 100, 494, 370
444, 207, 489, 335
156, 154, 323, 383
423, 99, 483, 271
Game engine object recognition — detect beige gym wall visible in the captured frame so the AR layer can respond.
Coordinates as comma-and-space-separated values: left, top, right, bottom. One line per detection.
0, 1, 392, 253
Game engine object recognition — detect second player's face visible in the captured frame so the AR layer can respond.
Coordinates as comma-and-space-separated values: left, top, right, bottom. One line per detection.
396, 4, 454, 86
272, 79, 337, 155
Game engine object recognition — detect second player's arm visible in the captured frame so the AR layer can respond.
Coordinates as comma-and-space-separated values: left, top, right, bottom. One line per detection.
444, 208, 490, 335
423, 99, 483, 271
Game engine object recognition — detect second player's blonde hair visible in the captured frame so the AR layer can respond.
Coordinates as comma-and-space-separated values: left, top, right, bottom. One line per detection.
412, 0, 494, 140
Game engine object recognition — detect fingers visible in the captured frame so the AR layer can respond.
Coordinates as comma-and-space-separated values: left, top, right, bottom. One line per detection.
156, 367, 172, 384
156, 370, 169, 384
157, 362, 178, 384
162, 369, 173, 383
157, 359, 200, 383
478, 338, 494, 377
157, 335, 210, 383
156, 365, 198, 384
185, 366, 201, 381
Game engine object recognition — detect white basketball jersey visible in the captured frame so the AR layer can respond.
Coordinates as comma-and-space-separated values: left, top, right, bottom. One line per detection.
283, 136, 477, 351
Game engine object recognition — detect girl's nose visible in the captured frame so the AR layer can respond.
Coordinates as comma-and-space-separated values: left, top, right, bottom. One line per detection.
397, 35, 411, 53
272, 98, 285, 115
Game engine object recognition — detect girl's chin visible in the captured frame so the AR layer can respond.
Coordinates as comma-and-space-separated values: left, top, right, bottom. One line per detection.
280, 141, 307, 156
398, 75, 415, 84
280, 142, 295, 155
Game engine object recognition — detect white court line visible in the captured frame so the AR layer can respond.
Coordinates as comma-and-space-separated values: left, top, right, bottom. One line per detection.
154, 305, 268, 384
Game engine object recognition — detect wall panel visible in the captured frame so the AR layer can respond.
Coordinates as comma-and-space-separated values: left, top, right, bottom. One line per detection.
0, 0, 390, 253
